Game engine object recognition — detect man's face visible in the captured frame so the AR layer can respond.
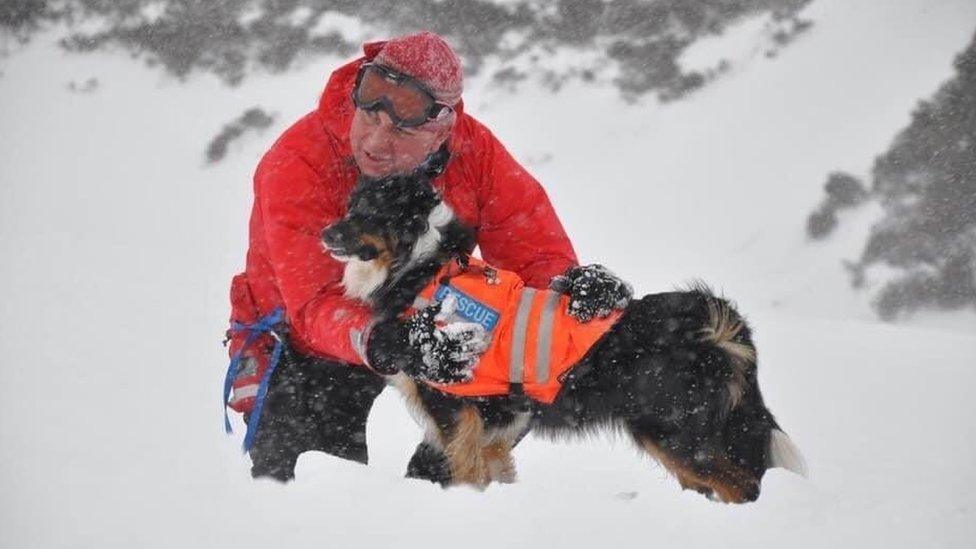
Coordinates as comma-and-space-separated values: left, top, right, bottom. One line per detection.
349, 108, 451, 178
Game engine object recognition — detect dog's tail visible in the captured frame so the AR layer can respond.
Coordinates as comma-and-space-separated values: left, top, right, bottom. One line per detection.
691, 285, 756, 412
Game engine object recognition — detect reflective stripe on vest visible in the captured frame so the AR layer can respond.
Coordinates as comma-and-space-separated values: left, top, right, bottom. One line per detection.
506, 288, 564, 386
534, 290, 563, 384
509, 288, 536, 386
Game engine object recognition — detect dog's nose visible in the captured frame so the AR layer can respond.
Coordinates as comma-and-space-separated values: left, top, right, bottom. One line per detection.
740, 480, 761, 502
321, 225, 343, 248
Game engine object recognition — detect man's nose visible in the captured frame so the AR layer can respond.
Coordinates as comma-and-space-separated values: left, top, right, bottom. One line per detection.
363, 111, 396, 150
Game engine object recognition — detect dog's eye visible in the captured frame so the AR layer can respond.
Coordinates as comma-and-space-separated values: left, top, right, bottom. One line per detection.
357, 244, 379, 261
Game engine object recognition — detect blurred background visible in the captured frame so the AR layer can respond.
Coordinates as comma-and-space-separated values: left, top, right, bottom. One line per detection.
1, 1, 974, 548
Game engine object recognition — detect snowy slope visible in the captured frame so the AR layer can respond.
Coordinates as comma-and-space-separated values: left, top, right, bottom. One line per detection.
1, 0, 975, 547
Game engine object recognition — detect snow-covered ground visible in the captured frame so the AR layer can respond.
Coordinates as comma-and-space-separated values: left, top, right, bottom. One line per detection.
2, 0, 975, 547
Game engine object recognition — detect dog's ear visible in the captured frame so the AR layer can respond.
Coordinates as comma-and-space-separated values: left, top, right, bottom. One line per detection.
767, 429, 808, 477
441, 219, 476, 256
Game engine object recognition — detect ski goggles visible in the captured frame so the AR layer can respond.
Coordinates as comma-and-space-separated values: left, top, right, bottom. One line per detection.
352, 63, 453, 128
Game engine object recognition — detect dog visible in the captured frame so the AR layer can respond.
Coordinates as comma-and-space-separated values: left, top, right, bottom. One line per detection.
321, 172, 806, 503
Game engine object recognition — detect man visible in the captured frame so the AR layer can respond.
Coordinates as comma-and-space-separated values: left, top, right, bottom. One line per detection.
224, 31, 630, 482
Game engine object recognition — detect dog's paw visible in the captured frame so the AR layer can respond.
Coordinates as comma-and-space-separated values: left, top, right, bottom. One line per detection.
485, 455, 517, 484
557, 264, 633, 322
406, 297, 489, 384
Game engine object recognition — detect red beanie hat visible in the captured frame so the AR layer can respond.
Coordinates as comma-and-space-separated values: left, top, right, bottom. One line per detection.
364, 31, 464, 106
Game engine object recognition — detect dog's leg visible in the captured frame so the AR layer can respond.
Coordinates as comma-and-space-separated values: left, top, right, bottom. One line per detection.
406, 440, 452, 485
480, 408, 531, 484
444, 405, 490, 488
390, 373, 446, 444
482, 439, 516, 484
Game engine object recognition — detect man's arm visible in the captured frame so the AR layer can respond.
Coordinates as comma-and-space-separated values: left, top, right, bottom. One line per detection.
472, 123, 578, 288
255, 149, 371, 364
470, 122, 632, 321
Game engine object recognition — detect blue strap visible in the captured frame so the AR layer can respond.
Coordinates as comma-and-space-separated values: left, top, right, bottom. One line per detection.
222, 307, 285, 453
242, 334, 284, 452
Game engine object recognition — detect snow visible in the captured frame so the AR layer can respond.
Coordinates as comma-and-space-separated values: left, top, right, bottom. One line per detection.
1, 0, 975, 547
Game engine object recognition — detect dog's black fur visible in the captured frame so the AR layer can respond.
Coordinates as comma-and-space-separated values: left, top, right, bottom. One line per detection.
322, 172, 803, 503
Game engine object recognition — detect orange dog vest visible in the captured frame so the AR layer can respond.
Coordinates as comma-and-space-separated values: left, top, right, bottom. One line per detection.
412, 257, 622, 403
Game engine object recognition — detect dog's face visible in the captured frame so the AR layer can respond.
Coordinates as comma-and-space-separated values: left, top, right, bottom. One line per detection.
689, 398, 779, 503
322, 174, 469, 302
667, 377, 807, 503
322, 174, 441, 265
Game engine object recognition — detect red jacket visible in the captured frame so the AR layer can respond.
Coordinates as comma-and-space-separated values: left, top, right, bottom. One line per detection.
227, 48, 577, 411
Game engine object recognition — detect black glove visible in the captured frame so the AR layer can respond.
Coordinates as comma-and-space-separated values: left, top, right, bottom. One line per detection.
551, 264, 633, 323
367, 297, 489, 384
365, 320, 418, 376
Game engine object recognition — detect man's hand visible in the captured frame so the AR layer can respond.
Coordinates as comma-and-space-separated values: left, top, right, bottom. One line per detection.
366, 296, 489, 383
551, 264, 633, 323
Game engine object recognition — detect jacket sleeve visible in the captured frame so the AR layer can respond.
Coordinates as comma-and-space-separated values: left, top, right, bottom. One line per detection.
255, 149, 372, 364
473, 124, 578, 288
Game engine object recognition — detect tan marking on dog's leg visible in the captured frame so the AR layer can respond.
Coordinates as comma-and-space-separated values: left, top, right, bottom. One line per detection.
444, 406, 490, 488
483, 439, 516, 484
637, 438, 757, 504
389, 373, 446, 448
